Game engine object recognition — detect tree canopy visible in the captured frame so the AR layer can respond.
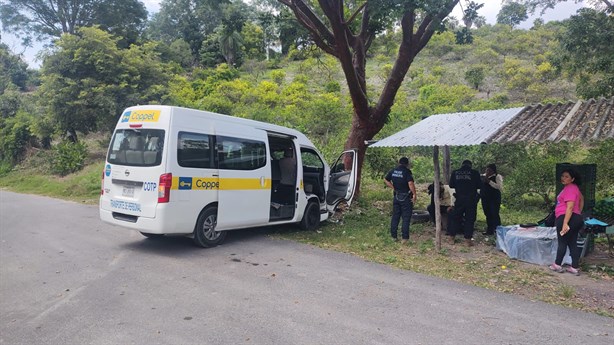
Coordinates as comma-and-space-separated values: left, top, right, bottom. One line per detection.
0, 0, 148, 46
38, 27, 172, 141
497, 1, 529, 28
554, 8, 614, 98
278, 0, 459, 194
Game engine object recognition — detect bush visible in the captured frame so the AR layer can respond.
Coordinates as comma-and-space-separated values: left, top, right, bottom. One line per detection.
51, 141, 88, 176
0, 112, 33, 163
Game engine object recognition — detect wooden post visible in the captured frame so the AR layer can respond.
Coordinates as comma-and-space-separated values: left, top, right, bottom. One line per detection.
443, 145, 451, 184
433, 145, 442, 251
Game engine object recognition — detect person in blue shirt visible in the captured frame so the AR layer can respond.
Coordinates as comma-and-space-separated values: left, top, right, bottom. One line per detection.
384, 157, 417, 244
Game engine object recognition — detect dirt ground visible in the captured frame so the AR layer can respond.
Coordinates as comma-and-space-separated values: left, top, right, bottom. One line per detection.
565, 243, 614, 314
442, 231, 614, 316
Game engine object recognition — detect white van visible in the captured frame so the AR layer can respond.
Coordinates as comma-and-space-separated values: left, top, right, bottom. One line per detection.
99, 105, 357, 247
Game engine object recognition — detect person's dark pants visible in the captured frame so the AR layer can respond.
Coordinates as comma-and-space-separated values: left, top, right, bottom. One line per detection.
555, 213, 583, 268
427, 202, 435, 223
481, 192, 501, 234
447, 196, 477, 239
428, 203, 449, 231
391, 197, 413, 240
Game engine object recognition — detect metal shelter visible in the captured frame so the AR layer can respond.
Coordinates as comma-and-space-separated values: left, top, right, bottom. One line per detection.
369, 97, 614, 249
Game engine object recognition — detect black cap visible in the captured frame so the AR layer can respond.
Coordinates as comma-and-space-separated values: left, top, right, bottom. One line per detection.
399, 157, 409, 165
462, 160, 472, 167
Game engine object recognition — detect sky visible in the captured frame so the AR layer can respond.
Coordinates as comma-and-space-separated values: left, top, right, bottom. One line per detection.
1, 0, 586, 69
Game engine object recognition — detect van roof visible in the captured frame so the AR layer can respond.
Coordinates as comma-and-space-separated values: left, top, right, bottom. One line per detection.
123, 105, 317, 148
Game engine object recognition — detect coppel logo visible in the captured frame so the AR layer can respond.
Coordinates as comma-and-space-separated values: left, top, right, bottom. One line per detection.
105, 164, 112, 177
120, 111, 131, 123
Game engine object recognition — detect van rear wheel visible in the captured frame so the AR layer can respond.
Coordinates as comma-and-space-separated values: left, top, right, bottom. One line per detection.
300, 201, 320, 231
193, 207, 227, 248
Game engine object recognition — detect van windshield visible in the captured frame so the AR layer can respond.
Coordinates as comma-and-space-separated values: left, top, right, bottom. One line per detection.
107, 129, 165, 167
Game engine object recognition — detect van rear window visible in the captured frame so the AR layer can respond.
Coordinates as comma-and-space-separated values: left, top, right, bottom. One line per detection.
107, 129, 165, 166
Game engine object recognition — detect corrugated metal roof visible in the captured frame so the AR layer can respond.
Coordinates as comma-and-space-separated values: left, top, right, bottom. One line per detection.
487, 97, 614, 143
370, 107, 523, 147
370, 97, 614, 148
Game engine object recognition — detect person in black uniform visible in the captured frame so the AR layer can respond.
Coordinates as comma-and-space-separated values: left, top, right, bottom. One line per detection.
480, 163, 503, 236
384, 157, 417, 244
447, 160, 482, 246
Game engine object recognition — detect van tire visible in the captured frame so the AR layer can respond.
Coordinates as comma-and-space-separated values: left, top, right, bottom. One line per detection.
300, 201, 320, 231
193, 207, 227, 248
411, 210, 431, 223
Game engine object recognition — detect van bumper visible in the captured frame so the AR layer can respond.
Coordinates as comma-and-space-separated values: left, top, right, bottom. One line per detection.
99, 207, 192, 235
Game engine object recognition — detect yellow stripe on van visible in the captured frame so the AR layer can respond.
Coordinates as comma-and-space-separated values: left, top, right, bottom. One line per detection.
220, 178, 271, 190
171, 177, 271, 190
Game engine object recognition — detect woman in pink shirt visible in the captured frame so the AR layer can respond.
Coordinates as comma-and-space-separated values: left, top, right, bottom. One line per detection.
549, 169, 584, 275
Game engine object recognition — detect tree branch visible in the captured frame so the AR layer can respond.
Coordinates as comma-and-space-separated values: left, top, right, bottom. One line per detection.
279, 0, 336, 54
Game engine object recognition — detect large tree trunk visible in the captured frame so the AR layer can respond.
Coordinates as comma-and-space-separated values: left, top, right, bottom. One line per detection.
344, 110, 385, 196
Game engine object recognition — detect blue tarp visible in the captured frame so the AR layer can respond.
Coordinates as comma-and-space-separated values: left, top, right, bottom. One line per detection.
496, 225, 571, 266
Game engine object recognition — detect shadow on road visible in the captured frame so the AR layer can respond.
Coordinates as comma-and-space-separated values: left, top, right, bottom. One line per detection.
118, 224, 302, 257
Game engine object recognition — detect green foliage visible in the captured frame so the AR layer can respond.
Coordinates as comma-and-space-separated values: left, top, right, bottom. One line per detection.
427, 31, 455, 57
497, 2, 529, 28
505, 143, 575, 207
168, 39, 195, 68
51, 141, 88, 176
465, 66, 485, 89
241, 21, 265, 61
38, 27, 172, 138
554, 8, 614, 99
0, 110, 33, 163
270, 70, 286, 85
455, 28, 474, 45
418, 83, 476, 113
0, 84, 22, 119
324, 80, 341, 93
147, 0, 227, 63
0, 43, 28, 92
584, 139, 614, 197
365, 147, 401, 179
0, 0, 147, 43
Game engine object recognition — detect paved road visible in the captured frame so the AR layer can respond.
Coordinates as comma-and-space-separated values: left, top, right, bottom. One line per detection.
1, 191, 612, 345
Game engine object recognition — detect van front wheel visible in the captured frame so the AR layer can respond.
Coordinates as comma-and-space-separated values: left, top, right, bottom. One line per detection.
193, 207, 227, 248
300, 201, 320, 231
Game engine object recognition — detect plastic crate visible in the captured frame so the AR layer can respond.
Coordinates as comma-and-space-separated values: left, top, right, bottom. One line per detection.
555, 163, 596, 213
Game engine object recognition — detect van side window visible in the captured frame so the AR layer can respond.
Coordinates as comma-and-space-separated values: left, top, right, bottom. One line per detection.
217, 136, 266, 170
178, 132, 214, 169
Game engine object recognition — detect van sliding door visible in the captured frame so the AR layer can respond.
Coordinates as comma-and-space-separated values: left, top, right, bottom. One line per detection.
215, 123, 271, 230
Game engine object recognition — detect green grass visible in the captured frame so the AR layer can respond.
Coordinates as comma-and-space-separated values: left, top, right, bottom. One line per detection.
0, 160, 104, 204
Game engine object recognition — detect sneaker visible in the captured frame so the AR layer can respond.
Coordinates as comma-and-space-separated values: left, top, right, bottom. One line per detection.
464, 238, 474, 247
549, 263, 564, 273
401, 239, 408, 245
566, 266, 580, 276
392, 237, 398, 242
482, 231, 494, 236
447, 236, 455, 245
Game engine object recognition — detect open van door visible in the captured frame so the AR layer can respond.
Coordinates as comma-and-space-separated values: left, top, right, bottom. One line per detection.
326, 150, 358, 212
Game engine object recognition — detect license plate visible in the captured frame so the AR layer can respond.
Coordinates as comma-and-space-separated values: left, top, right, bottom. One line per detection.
122, 186, 135, 197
